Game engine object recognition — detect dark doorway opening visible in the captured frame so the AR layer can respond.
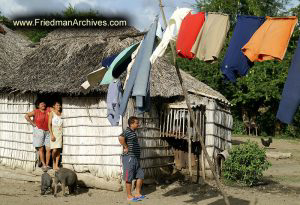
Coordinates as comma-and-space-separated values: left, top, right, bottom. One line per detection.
35, 93, 63, 169
35, 94, 62, 109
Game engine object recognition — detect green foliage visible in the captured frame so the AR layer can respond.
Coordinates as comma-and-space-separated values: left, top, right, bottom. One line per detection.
180, 0, 300, 136
20, 29, 52, 43
63, 4, 77, 17
0, 11, 12, 27
279, 109, 300, 138
195, 0, 290, 16
223, 140, 271, 186
0, 11, 5, 21
0, 10, 52, 42
283, 125, 299, 138
232, 118, 247, 135
289, 1, 300, 17
63, 4, 100, 18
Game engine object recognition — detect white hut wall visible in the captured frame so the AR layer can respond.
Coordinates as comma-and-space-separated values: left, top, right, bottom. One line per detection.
204, 99, 232, 177
124, 99, 174, 178
62, 96, 123, 181
0, 93, 36, 172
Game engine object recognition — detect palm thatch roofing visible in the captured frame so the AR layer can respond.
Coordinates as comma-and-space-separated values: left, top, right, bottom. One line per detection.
0, 24, 34, 89
1, 26, 229, 104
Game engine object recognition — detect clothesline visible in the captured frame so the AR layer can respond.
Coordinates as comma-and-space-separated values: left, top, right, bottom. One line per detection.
81, 7, 299, 125
153, 8, 298, 124
152, 8, 297, 69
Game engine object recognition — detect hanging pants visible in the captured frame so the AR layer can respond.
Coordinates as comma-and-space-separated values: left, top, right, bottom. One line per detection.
276, 36, 300, 124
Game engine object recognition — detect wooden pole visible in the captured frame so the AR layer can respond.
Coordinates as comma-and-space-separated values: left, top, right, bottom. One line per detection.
187, 113, 192, 180
157, 1, 230, 204
201, 149, 206, 180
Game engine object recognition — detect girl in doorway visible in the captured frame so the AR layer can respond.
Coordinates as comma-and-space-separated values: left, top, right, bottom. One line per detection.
48, 101, 63, 171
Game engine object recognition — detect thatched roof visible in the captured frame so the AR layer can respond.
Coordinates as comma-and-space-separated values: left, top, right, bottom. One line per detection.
2, 26, 229, 104
6, 27, 141, 94
151, 57, 229, 104
0, 24, 34, 89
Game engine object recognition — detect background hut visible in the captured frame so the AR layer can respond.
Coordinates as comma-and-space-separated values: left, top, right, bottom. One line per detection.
0, 23, 36, 172
0, 25, 232, 189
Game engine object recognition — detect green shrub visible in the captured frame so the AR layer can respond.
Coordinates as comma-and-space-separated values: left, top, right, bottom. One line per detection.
280, 109, 300, 138
232, 118, 246, 135
222, 140, 271, 186
282, 125, 298, 138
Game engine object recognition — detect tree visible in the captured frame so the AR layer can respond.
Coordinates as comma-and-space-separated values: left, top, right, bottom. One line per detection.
179, 0, 298, 135
63, 4, 100, 18
195, 0, 291, 16
0, 11, 4, 20
0, 10, 10, 24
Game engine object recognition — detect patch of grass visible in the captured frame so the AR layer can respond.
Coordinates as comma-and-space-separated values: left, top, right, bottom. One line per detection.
17, 29, 53, 43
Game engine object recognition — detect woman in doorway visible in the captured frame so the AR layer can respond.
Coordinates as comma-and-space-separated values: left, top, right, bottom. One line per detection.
48, 101, 63, 171
25, 100, 51, 171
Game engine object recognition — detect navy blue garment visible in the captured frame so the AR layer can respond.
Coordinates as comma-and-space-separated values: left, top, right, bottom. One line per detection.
112, 55, 132, 78
276, 37, 300, 124
101, 54, 118, 68
221, 16, 265, 82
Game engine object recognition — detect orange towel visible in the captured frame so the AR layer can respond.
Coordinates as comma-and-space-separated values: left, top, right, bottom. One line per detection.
242, 16, 298, 62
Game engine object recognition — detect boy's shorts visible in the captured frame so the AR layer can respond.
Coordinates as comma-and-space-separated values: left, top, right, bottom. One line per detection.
33, 127, 50, 148
122, 155, 144, 183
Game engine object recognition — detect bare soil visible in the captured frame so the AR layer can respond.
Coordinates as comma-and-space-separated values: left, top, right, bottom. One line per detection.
1, 135, 300, 205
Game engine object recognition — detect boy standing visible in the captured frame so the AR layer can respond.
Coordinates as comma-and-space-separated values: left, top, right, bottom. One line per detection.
119, 116, 145, 202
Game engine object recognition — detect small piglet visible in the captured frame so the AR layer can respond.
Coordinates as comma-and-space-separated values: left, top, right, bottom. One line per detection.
41, 172, 53, 195
54, 168, 78, 197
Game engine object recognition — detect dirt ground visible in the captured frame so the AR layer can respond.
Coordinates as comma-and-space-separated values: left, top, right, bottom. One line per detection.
1, 135, 300, 205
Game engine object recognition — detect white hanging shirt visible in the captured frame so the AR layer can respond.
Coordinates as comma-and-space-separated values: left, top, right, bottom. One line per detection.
156, 21, 164, 39
150, 7, 192, 64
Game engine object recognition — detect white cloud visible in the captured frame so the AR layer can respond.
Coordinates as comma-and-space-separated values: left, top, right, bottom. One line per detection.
0, 1, 28, 17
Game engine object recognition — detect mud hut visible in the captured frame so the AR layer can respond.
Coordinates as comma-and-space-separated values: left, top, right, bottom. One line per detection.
0, 25, 232, 190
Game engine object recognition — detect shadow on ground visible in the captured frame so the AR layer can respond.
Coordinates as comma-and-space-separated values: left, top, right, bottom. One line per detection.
51, 181, 89, 196
222, 177, 300, 198
142, 170, 250, 204
160, 180, 250, 204
143, 184, 157, 196
77, 186, 89, 195
252, 177, 300, 195
208, 196, 251, 205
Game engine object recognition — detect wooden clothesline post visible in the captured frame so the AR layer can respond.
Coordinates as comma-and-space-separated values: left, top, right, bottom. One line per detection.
157, 1, 231, 205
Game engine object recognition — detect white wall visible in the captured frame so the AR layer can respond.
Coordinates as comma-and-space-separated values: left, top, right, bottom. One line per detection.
0, 93, 36, 172
62, 96, 123, 180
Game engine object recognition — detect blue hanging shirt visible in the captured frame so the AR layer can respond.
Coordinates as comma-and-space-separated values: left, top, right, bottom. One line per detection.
221, 15, 265, 82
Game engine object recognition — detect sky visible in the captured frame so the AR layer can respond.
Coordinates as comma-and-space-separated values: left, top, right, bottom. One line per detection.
0, 0, 298, 31
287, 0, 300, 9
0, 0, 196, 31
